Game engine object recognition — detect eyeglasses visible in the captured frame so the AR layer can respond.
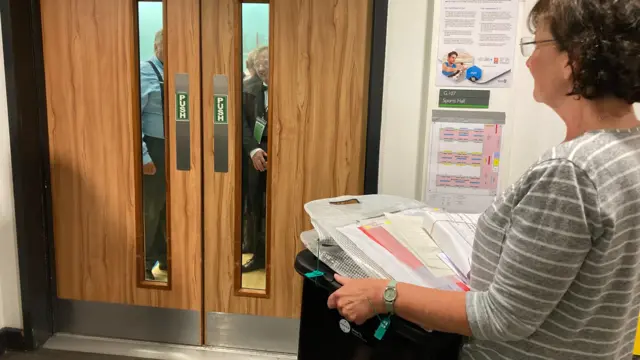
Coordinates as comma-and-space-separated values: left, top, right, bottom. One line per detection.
520, 37, 556, 57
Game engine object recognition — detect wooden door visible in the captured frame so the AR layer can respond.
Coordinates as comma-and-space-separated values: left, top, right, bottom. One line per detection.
41, 0, 203, 345
41, 0, 372, 349
202, 0, 372, 353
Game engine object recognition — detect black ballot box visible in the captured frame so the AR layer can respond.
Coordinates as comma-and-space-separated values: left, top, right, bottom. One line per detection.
295, 249, 462, 360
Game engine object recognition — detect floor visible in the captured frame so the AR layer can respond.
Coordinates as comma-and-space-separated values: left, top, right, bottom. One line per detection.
241, 254, 267, 290
33, 334, 295, 360
3, 350, 144, 360
3, 339, 639, 360
6, 349, 638, 360
4, 349, 289, 360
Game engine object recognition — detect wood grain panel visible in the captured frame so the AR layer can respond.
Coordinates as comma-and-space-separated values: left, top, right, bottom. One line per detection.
203, 0, 372, 318
163, 0, 202, 311
202, 0, 242, 313
41, 0, 201, 311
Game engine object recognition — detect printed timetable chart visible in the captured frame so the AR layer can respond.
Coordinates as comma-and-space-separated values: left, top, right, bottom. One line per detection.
426, 110, 505, 213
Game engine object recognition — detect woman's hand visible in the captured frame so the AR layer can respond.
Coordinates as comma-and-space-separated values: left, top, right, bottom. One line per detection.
327, 275, 388, 325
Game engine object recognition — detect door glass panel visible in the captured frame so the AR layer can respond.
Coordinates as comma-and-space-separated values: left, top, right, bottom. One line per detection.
240, 2, 269, 290
138, 1, 169, 283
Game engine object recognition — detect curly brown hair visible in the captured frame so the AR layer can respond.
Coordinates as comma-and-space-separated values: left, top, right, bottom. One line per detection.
528, 0, 640, 104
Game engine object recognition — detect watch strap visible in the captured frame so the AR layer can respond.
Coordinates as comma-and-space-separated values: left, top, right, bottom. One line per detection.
384, 280, 397, 314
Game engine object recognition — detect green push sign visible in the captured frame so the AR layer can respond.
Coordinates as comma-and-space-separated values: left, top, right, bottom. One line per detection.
214, 95, 228, 124
176, 92, 189, 121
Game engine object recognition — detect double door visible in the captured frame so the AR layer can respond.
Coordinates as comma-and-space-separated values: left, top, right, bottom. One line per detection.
40, 0, 372, 352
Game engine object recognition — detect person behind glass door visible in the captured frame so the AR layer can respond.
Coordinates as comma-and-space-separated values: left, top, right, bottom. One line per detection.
241, 48, 259, 256
140, 29, 167, 280
241, 46, 268, 273
244, 48, 258, 82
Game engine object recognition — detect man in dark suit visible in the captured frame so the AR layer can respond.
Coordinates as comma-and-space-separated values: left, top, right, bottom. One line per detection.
242, 46, 268, 273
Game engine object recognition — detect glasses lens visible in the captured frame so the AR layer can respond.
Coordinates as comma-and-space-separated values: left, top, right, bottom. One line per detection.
520, 37, 534, 57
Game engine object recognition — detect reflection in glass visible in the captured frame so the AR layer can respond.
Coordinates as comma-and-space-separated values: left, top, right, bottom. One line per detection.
138, 1, 168, 282
240, 3, 269, 290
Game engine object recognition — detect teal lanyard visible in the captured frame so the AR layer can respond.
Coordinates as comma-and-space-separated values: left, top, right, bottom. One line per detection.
367, 297, 391, 340
304, 238, 324, 281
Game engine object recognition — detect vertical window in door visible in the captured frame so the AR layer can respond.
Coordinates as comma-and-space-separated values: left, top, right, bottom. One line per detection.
240, 2, 269, 291
136, 0, 170, 285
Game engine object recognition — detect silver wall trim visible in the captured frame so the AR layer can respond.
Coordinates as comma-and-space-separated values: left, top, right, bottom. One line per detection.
55, 299, 200, 345
206, 312, 299, 354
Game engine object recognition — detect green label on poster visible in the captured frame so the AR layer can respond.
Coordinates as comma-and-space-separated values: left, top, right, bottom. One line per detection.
176, 92, 189, 121
214, 95, 228, 124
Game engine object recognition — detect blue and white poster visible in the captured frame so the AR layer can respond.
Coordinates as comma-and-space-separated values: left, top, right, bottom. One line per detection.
436, 0, 519, 88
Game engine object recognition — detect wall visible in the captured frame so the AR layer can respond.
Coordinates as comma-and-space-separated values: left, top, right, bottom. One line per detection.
0, 16, 23, 329
377, 0, 431, 199
379, 0, 640, 200
138, 2, 163, 62
241, 2, 269, 66
137, 3, 269, 69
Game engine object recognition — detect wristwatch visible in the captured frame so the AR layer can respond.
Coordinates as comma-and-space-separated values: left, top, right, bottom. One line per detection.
383, 280, 398, 314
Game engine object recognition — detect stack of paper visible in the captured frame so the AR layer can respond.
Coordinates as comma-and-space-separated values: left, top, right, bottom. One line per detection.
335, 208, 479, 292
302, 195, 480, 291
383, 211, 454, 278
422, 210, 478, 281
304, 194, 426, 280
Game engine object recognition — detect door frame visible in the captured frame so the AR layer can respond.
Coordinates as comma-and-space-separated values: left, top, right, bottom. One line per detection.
2, 0, 389, 350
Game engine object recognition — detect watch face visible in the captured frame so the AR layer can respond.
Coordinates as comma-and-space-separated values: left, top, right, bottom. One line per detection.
383, 287, 396, 301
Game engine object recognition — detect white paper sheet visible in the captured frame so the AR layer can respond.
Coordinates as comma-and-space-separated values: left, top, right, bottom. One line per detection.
383, 212, 455, 277
422, 210, 478, 276
425, 111, 505, 213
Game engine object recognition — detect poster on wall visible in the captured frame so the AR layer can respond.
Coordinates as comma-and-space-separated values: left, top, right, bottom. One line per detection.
425, 110, 505, 213
436, 0, 519, 88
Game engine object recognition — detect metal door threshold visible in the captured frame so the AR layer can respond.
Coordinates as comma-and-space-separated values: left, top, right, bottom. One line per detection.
44, 334, 296, 360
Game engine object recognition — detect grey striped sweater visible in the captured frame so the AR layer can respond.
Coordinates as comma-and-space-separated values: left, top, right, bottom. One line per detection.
461, 127, 640, 360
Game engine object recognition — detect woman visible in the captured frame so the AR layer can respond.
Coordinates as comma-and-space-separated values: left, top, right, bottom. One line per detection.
328, 0, 640, 358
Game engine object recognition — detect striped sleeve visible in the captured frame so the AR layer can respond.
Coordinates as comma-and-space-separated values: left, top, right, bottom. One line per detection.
466, 160, 599, 341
